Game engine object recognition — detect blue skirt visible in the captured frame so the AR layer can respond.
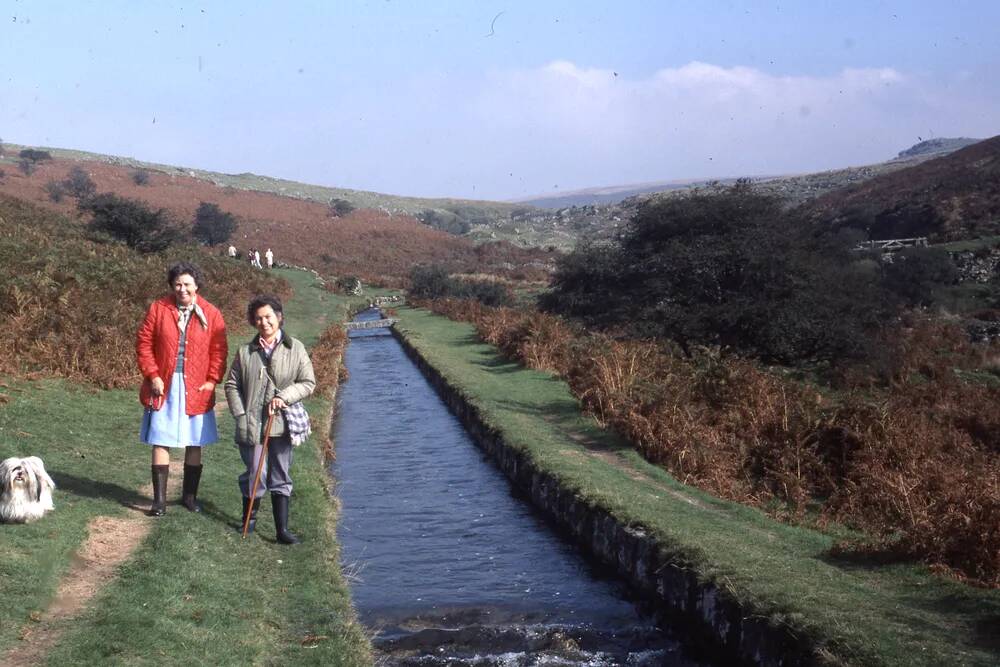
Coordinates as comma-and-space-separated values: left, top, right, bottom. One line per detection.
140, 371, 218, 447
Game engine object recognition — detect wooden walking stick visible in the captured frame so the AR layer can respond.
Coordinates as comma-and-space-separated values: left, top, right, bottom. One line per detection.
242, 411, 276, 539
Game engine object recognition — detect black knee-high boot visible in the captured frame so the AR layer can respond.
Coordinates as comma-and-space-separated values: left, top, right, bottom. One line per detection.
181, 464, 203, 512
149, 465, 169, 517
272, 493, 300, 545
240, 496, 261, 533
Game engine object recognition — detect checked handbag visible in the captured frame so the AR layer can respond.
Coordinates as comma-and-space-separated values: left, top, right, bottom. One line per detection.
282, 401, 312, 446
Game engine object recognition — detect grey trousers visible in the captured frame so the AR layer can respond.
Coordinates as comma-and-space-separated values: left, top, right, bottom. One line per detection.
238, 434, 293, 498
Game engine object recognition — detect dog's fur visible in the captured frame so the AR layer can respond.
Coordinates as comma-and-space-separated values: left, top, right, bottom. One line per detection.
0, 457, 56, 524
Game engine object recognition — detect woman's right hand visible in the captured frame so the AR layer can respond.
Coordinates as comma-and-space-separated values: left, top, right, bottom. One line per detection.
151, 376, 165, 396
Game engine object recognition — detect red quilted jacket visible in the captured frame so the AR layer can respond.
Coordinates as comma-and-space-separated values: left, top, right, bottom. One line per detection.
136, 295, 228, 415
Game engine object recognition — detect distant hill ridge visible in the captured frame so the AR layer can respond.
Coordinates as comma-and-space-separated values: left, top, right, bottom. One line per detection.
895, 137, 980, 160
517, 138, 982, 210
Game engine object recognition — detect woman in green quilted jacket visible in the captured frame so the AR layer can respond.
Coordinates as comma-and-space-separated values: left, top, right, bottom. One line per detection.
225, 294, 315, 544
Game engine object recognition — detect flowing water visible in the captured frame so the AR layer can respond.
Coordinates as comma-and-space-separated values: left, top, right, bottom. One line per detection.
332, 310, 707, 666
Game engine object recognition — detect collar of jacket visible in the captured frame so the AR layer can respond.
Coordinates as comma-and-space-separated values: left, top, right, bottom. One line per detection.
249, 332, 293, 352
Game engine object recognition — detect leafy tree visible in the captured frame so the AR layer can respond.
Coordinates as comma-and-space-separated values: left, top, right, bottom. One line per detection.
328, 198, 355, 217
452, 279, 512, 306
17, 148, 52, 175
19, 148, 52, 163
62, 166, 96, 199
542, 182, 892, 364
408, 264, 511, 306
79, 193, 180, 253
192, 202, 237, 246
882, 247, 959, 307
409, 265, 452, 300
131, 168, 151, 185
417, 209, 471, 236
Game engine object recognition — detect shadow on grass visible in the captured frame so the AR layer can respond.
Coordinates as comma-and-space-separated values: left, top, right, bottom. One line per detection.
819, 549, 1000, 653
200, 497, 285, 544
52, 471, 148, 511
475, 355, 524, 374
493, 394, 633, 455
451, 335, 527, 375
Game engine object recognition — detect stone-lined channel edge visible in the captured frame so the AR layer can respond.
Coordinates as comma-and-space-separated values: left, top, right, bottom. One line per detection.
391, 324, 822, 667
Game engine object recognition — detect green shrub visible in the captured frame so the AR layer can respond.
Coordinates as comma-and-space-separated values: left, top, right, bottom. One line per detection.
882, 247, 959, 307
44, 180, 66, 202
409, 264, 511, 306
79, 193, 180, 253
192, 201, 237, 246
18, 148, 52, 163
62, 166, 97, 199
408, 265, 452, 300
452, 279, 512, 306
417, 209, 471, 236
328, 198, 355, 217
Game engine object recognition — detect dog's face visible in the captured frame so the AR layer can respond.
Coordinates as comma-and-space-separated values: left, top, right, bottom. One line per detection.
0, 456, 56, 524
10, 462, 30, 487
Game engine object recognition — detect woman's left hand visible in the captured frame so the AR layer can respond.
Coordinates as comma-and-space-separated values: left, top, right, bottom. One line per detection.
198, 381, 216, 392
269, 397, 287, 414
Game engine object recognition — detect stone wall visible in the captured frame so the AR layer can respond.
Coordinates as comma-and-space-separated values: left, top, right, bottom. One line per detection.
392, 326, 822, 666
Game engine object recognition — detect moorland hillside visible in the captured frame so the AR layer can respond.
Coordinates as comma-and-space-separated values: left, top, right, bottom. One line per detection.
803, 135, 1000, 241
0, 193, 287, 387
4, 138, 980, 252
0, 151, 555, 282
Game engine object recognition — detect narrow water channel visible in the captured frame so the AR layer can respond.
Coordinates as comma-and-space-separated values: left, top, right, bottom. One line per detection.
332, 309, 705, 666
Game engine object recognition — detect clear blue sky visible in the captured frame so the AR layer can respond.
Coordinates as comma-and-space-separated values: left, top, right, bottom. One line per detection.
2, 1, 998, 200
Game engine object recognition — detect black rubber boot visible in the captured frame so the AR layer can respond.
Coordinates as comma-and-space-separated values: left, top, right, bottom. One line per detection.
181, 464, 203, 512
272, 493, 301, 545
149, 465, 169, 517
239, 496, 261, 534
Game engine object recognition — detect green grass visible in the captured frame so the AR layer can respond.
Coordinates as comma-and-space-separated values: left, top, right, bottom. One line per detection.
394, 305, 1000, 667
0, 271, 371, 665
935, 235, 1000, 253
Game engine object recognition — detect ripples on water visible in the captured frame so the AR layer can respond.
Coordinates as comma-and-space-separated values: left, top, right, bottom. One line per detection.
332, 310, 704, 666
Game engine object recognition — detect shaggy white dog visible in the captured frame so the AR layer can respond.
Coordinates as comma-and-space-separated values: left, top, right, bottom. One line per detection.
0, 456, 56, 524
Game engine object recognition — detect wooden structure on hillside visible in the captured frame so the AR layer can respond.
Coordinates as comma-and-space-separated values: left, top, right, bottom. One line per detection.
345, 318, 397, 331
853, 237, 929, 253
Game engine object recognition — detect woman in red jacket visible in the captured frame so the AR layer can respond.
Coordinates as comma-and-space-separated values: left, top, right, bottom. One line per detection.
136, 262, 228, 516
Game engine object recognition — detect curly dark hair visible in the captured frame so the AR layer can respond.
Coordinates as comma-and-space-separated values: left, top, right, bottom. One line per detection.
166, 261, 204, 288
246, 294, 284, 326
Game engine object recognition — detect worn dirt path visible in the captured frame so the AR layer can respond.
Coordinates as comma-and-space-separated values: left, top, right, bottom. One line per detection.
2, 460, 183, 666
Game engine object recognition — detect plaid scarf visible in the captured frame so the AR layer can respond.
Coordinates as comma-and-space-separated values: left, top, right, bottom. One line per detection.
283, 401, 312, 446
177, 302, 209, 332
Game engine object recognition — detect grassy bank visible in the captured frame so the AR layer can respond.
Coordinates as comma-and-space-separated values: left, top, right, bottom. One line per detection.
0, 269, 372, 665
394, 305, 1000, 666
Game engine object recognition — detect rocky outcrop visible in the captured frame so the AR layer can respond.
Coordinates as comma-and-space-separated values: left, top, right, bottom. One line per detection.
952, 248, 1000, 283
